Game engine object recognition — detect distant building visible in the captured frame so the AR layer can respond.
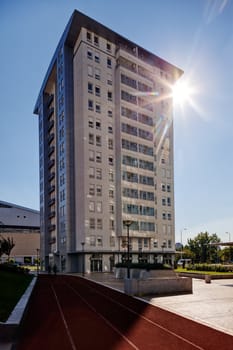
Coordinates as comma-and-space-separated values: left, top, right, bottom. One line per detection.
0, 200, 40, 264
34, 10, 183, 273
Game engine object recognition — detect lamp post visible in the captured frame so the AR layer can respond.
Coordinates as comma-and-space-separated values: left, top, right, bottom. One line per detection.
180, 228, 187, 259
36, 248, 40, 276
161, 241, 166, 264
123, 220, 133, 279
226, 232, 231, 242
81, 242, 85, 276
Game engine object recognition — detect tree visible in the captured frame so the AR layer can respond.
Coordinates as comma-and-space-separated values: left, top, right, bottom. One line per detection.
0, 236, 15, 261
187, 232, 221, 263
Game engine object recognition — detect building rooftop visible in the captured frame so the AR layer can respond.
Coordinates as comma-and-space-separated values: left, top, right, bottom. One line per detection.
0, 200, 39, 228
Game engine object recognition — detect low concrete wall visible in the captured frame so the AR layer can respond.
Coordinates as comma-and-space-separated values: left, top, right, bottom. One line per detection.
115, 268, 176, 280
0, 276, 37, 341
124, 276, 192, 296
178, 272, 233, 280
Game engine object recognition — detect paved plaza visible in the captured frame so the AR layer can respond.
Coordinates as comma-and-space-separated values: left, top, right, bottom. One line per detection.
86, 274, 233, 336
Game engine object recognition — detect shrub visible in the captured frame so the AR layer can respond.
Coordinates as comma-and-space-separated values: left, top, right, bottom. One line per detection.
186, 263, 233, 273
115, 262, 171, 270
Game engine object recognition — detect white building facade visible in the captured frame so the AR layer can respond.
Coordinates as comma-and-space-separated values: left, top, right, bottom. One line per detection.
34, 10, 183, 273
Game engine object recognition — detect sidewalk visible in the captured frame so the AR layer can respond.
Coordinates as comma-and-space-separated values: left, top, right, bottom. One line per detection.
86, 274, 233, 336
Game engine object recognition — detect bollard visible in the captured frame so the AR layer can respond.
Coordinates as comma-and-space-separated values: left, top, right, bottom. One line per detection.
205, 275, 211, 283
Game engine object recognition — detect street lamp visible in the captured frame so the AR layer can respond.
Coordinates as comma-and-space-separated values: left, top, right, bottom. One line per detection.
226, 232, 231, 242
81, 242, 85, 276
36, 248, 40, 276
123, 220, 133, 279
161, 241, 166, 264
180, 228, 187, 259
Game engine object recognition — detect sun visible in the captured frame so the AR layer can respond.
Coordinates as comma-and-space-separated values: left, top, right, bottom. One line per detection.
172, 79, 193, 107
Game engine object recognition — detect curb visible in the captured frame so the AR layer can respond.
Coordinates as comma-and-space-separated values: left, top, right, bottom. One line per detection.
0, 276, 37, 342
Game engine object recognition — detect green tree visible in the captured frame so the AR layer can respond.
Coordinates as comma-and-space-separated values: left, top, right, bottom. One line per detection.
187, 232, 220, 263
0, 236, 15, 261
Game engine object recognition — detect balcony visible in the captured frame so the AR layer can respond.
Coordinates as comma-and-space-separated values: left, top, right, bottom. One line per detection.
48, 172, 55, 181
48, 185, 55, 194
48, 145, 55, 156
48, 119, 54, 132
48, 197, 55, 206
48, 210, 55, 219
48, 133, 55, 144
48, 224, 56, 232
48, 158, 55, 169
48, 107, 54, 119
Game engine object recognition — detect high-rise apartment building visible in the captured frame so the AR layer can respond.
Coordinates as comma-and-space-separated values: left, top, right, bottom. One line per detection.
34, 10, 183, 273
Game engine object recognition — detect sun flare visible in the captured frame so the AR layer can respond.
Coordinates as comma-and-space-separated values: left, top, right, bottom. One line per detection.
172, 79, 193, 106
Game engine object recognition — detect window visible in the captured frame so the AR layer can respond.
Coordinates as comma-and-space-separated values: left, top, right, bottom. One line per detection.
162, 212, 166, 220
89, 184, 95, 196
167, 197, 171, 206
95, 103, 101, 113
90, 235, 96, 245
96, 202, 102, 213
121, 90, 137, 105
96, 120, 101, 130
168, 240, 172, 248
89, 150, 95, 161
106, 42, 111, 52
89, 133, 94, 144
97, 219, 103, 229
87, 31, 92, 42
94, 52, 100, 63
107, 73, 112, 85
109, 156, 114, 165
109, 204, 114, 213
96, 135, 101, 146
110, 236, 115, 247
108, 109, 113, 118
89, 167, 95, 178
94, 35, 99, 45
87, 49, 93, 59
88, 99, 94, 110
109, 189, 114, 198
109, 171, 114, 182
88, 82, 93, 93
153, 240, 158, 248
97, 236, 103, 246
167, 184, 171, 192
89, 201, 95, 212
89, 219, 95, 229
88, 117, 94, 128
88, 65, 93, 77
108, 125, 113, 134
107, 57, 112, 68
144, 238, 149, 248
95, 86, 101, 96
162, 198, 166, 206
95, 68, 101, 80
109, 220, 114, 230
96, 168, 102, 179
108, 91, 112, 101
96, 152, 102, 163
167, 213, 172, 220
108, 138, 113, 149
96, 185, 102, 196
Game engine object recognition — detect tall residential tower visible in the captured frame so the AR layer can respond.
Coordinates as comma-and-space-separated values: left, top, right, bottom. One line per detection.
34, 10, 183, 273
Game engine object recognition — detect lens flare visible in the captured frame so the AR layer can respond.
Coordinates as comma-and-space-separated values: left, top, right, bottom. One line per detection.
172, 79, 193, 106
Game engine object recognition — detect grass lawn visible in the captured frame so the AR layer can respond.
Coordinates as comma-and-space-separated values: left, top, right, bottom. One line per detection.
0, 270, 33, 322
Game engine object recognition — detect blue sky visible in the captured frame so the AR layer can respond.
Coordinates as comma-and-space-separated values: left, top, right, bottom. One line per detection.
0, 0, 233, 244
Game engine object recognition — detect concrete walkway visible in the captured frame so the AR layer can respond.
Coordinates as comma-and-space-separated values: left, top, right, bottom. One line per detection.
86, 274, 233, 337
